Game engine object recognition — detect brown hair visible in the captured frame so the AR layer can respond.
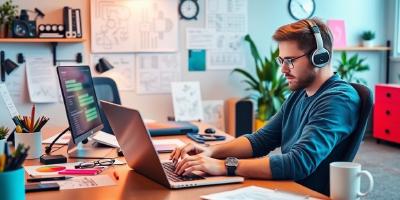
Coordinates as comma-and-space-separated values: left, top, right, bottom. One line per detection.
272, 18, 333, 55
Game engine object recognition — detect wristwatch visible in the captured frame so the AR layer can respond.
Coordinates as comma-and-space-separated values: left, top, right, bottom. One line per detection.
225, 157, 239, 176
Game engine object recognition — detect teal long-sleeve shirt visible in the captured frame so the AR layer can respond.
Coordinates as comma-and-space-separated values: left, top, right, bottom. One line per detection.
244, 74, 360, 180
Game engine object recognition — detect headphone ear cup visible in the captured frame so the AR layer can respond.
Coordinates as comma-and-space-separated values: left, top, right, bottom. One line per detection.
311, 48, 330, 68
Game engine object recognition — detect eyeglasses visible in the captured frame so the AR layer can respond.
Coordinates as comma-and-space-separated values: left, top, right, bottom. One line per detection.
275, 53, 308, 69
75, 159, 115, 169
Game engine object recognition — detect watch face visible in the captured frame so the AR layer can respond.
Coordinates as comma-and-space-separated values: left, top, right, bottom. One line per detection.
288, 0, 315, 20
179, 0, 199, 20
225, 157, 238, 167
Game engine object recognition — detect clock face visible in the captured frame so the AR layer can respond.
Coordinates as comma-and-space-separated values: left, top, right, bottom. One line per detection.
288, 0, 315, 20
179, 0, 199, 20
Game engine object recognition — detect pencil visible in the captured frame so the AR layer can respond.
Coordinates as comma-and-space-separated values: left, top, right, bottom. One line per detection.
30, 104, 35, 132
113, 170, 119, 180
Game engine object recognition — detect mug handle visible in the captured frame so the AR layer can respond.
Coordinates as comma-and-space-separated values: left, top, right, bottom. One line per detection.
357, 170, 374, 197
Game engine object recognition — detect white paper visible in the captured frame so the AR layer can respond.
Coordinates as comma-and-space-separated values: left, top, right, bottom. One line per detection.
186, 28, 217, 49
42, 132, 71, 145
4, 62, 25, 99
46, 175, 116, 190
152, 139, 185, 147
0, 83, 19, 117
91, 53, 135, 91
206, 0, 247, 70
25, 163, 80, 176
171, 82, 203, 121
201, 186, 323, 200
136, 53, 181, 94
91, 0, 178, 52
26, 57, 59, 103
202, 100, 225, 131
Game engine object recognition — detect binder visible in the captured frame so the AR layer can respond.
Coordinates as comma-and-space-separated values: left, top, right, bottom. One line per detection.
63, 6, 76, 38
74, 9, 82, 38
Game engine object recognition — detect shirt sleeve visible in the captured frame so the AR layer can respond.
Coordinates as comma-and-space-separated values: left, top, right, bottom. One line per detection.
244, 104, 285, 157
269, 91, 360, 180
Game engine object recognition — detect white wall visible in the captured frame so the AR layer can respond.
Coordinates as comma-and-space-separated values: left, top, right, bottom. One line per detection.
0, 0, 391, 129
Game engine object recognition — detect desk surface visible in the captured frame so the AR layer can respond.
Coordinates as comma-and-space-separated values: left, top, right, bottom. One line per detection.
25, 123, 328, 200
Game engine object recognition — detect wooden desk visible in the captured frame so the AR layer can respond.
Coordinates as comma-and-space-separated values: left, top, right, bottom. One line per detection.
25, 123, 329, 200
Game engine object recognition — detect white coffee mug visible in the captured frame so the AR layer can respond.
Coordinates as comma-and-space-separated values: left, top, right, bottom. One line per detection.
330, 162, 374, 200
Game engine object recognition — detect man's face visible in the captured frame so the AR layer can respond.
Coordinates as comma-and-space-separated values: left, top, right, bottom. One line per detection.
278, 40, 316, 91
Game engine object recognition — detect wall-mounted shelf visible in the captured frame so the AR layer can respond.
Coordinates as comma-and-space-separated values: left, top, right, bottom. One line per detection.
333, 41, 391, 83
0, 38, 86, 65
334, 46, 391, 51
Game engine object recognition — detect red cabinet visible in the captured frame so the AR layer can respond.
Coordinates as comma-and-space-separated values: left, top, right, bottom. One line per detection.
374, 84, 400, 144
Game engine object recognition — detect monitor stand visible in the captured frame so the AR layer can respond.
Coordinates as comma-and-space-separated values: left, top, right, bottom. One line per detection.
67, 138, 117, 159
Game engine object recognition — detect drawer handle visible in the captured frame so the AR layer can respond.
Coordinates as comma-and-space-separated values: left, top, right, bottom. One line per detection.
385, 129, 390, 134
386, 93, 391, 98
386, 110, 391, 115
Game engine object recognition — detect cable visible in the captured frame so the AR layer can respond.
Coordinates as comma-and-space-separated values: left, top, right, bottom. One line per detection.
45, 127, 70, 155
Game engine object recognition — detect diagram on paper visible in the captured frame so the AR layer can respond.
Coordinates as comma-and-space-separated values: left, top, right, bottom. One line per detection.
136, 53, 181, 94
91, 0, 178, 52
91, 53, 135, 91
47, 175, 116, 190
171, 82, 203, 121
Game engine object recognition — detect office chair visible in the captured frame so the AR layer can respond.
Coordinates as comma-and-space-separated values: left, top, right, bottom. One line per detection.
93, 77, 121, 134
296, 83, 373, 196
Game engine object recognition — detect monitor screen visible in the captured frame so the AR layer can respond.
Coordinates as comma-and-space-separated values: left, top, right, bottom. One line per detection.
57, 66, 103, 144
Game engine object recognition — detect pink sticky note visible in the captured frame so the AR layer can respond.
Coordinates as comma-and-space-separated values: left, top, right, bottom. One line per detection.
327, 19, 346, 48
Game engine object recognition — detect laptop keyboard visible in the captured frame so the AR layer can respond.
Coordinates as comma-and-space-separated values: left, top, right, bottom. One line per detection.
162, 162, 205, 182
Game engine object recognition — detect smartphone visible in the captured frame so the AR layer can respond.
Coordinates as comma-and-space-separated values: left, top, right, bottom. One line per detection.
25, 182, 60, 192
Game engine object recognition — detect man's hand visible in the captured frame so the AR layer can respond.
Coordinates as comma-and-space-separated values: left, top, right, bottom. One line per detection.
174, 154, 226, 176
169, 143, 211, 165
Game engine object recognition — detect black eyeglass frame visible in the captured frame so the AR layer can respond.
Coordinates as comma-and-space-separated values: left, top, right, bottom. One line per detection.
75, 159, 115, 169
275, 53, 309, 69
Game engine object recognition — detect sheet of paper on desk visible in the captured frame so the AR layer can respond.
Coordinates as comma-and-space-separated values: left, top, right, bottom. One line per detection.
152, 139, 185, 152
201, 186, 323, 200
45, 175, 116, 190
25, 162, 79, 176
42, 132, 71, 144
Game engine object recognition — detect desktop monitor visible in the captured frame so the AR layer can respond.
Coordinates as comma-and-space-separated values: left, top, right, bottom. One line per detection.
57, 66, 104, 144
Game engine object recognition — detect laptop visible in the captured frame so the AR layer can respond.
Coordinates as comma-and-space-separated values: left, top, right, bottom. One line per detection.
100, 101, 244, 189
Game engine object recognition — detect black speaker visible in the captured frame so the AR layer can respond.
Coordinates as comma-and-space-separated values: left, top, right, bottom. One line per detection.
225, 98, 254, 137
11, 19, 36, 38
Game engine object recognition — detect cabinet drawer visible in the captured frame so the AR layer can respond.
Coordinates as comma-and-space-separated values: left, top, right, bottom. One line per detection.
373, 123, 400, 143
374, 104, 400, 123
375, 84, 400, 104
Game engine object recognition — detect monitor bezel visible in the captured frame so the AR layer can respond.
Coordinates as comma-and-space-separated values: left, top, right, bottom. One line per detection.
57, 65, 104, 144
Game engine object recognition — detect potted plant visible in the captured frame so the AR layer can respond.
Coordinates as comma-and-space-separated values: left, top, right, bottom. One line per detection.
0, 0, 18, 38
233, 34, 289, 130
361, 31, 375, 47
0, 126, 9, 153
335, 51, 369, 84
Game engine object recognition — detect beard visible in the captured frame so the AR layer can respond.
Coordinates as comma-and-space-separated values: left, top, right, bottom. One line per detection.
286, 69, 316, 91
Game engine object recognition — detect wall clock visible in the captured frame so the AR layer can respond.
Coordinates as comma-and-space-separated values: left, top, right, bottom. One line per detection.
179, 0, 199, 20
288, 0, 315, 20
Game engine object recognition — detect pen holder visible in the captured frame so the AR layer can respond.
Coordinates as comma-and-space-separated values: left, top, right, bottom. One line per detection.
14, 131, 42, 159
0, 168, 25, 200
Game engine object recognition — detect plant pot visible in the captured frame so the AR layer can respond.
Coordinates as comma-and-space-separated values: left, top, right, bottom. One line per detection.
0, 23, 8, 38
362, 40, 374, 47
255, 119, 268, 131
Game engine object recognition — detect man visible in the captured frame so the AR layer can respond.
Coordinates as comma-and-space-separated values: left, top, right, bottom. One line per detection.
170, 18, 360, 195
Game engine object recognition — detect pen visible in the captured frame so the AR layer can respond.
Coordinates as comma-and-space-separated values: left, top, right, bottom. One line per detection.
30, 104, 35, 132
27, 176, 73, 182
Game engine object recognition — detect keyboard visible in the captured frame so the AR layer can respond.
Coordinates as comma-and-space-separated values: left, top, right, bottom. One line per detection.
162, 162, 205, 182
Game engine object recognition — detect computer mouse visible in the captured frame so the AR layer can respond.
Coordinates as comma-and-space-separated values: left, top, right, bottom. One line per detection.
204, 128, 216, 134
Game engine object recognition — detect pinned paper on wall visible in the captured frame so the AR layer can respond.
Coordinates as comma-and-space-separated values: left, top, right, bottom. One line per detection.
171, 82, 203, 121
91, 0, 178, 52
136, 53, 181, 94
327, 19, 346, 48
91, 53, 136, 91
202, 100, 225, 130
186, 28, 217, 49
4, 62, 25, 99
206, 0, 247, 70
26, 57, 59, 103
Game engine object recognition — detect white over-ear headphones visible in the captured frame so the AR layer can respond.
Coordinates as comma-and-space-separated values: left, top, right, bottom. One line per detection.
306, 20, 330, 68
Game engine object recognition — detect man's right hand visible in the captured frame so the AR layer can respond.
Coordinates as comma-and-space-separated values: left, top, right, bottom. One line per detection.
169, 143, 211, 165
